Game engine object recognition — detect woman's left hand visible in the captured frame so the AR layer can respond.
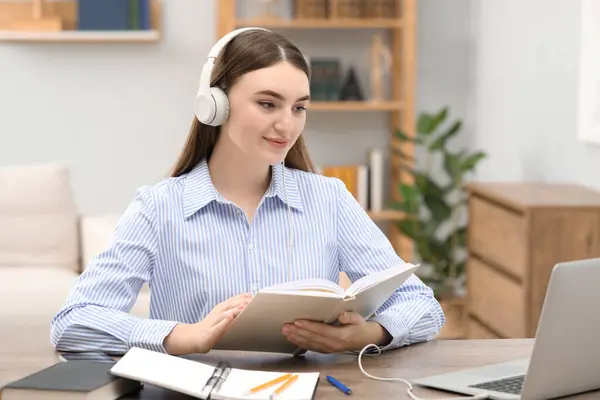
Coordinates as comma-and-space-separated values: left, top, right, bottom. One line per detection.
282, 311, 391, 354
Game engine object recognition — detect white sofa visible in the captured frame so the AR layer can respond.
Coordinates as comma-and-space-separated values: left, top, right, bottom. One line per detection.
0, 162, 150, 332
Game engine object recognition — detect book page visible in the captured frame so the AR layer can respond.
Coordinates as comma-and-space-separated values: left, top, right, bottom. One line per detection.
259, 278, 345, 297
215, 369, 320, 400
110, 347, 215, 398
345, 263, 419, 297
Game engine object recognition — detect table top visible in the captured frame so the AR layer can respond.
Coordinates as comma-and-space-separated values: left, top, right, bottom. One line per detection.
1, 321, 598, 399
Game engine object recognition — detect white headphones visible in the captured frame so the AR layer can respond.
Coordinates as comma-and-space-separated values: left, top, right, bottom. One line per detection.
194, 27, 270, 127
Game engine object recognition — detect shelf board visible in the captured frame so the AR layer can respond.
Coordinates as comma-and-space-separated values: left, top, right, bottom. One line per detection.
236, 18, 403, 29
367, 210, 405, 221
0, 30, 160, 43
308, 101, 402, 111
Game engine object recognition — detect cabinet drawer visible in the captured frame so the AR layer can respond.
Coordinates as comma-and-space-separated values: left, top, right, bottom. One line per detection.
467, 258, 526, 338
468, 196, 527, 279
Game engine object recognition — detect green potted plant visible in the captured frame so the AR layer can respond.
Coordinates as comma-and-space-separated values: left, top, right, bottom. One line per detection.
392, 107, 486, 301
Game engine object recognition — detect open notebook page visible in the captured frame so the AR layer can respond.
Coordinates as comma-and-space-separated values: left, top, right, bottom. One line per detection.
259, 278, 345, 297
345, 263, 420, 297
215, 369, 320, 400
110, 347, 216, 398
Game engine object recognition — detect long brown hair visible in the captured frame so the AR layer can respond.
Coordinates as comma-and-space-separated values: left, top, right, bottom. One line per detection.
171, 30, 316, 177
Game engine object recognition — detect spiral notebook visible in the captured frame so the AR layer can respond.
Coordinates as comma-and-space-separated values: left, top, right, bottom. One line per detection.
110, 347, 320, 400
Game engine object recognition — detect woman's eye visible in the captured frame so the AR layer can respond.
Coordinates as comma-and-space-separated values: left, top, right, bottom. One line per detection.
258, 101, 275, 109
294, 105, 307, 112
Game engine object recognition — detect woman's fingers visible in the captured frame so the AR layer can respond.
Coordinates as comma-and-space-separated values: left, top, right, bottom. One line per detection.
211, 311, 236, 337
206, 295, 250, 325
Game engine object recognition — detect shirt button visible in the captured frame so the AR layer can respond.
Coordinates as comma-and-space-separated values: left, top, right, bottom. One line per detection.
248, 243, 254, 250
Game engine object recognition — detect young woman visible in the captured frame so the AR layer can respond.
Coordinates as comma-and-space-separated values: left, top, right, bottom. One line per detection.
50, 28, 445, 357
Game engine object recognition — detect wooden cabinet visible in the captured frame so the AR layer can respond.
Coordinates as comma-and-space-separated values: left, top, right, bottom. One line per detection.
465, 182, 600, 339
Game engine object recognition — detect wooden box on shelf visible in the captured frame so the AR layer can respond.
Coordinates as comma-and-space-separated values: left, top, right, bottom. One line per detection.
330, 0, 362, 18
465, 182, 600, 339
0, 0, 161, 43
364, 0, 398, 18
294, 0, 328, 19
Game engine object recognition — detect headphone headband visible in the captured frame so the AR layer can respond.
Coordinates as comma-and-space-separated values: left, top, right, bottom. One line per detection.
195, 27, 270, 126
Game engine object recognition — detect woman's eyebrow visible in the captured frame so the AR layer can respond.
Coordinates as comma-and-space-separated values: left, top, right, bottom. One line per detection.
254, 90, 310, 102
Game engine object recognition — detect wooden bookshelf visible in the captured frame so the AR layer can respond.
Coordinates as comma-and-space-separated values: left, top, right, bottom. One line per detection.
236, 18, 403, 29
217, 0, 416, 262
0, 0, 161, 43
0, 30, 159, 43
368, 210, 405, 221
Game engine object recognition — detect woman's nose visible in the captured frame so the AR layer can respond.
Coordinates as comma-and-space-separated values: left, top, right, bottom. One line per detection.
274, 111, 294, 132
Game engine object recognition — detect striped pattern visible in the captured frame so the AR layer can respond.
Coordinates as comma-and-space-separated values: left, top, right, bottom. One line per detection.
50, 159, 445, 354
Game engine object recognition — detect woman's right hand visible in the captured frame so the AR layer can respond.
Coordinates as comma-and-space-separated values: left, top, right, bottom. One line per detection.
163, 293, 252, 355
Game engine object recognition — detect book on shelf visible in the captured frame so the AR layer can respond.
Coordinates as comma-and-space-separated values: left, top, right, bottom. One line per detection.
78, 0, 151, 31
368, 148, 384, 212
110, 347, 320, 400
212, 262, 419, 354
317, 147, 384, 213
321, 164, 369, 209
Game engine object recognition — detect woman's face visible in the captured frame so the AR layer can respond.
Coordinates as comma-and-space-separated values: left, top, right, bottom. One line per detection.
223, 61, 310, 166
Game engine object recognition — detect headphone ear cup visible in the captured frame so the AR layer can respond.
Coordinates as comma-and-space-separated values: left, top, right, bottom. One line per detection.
194, 91, 215, 125
208, 87, 230, 127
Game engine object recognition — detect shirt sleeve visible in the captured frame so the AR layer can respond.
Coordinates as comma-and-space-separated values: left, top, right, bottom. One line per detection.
334, 178, 446, 351
50, 187, 179, 355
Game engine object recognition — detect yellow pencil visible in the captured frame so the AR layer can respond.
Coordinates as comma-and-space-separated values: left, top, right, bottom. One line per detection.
273, 374, 298, 396
244, 373, 292, 395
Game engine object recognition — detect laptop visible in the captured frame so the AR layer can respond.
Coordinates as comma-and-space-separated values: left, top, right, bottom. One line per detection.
412, 257, 600, 400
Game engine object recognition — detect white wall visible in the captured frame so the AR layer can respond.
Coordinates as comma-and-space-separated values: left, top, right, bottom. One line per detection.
0, 0, 402, 215
0, 0, 214, 215
468, 0, 600, 190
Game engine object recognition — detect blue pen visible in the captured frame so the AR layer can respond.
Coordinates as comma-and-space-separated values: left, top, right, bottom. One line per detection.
326, 375, 352, 395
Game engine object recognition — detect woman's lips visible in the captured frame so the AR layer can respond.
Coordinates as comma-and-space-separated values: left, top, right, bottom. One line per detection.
264, 137, 289, 148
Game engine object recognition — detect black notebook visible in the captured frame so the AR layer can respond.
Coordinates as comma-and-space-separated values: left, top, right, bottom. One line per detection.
0, 360, 141, 399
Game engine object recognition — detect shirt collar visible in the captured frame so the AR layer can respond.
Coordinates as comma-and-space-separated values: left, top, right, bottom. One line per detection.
182, 159, 304, 220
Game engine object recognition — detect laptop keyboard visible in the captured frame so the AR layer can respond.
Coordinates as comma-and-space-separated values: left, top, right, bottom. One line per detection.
468, 375, 525, 394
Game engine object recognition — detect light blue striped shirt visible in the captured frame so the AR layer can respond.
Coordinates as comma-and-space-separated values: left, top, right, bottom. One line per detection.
50, 159, 445, 355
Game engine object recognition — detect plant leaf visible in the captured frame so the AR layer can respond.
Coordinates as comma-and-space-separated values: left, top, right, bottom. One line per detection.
418, 107, 448, 136
428, 237, 449, 263
417, 113, 436, 135
444, 225, 467, 249
397, 219, 420, 240
460, 151, 487, 172
455, 226, 467, 247
424, 193, 452, 221
414, 172, 445, 198
428, 120, 462, 151
432, 107, 449, 127
391, 200, 416, 215
394, 129, 413, 142
397, 183, 420, 214
455, 261, 466, 276
443, 151, 463, 183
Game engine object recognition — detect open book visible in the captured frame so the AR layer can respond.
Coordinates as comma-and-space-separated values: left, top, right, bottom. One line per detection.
110, 347, 319, 400
213, 263, 420, 354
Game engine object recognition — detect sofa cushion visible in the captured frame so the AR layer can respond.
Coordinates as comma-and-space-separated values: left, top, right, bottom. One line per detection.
0, 163, 79, 272
0, 267, 150, 321
0, 267, 78, 319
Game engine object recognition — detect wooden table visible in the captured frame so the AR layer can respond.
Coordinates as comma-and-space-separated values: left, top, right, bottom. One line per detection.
1, 322, 599, 399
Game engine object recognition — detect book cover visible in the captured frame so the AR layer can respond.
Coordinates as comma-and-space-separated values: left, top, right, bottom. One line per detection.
0, 360, 141, 399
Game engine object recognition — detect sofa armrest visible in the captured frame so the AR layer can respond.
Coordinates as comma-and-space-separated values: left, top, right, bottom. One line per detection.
79, 214, 150, 299
79, 214, 121, 272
